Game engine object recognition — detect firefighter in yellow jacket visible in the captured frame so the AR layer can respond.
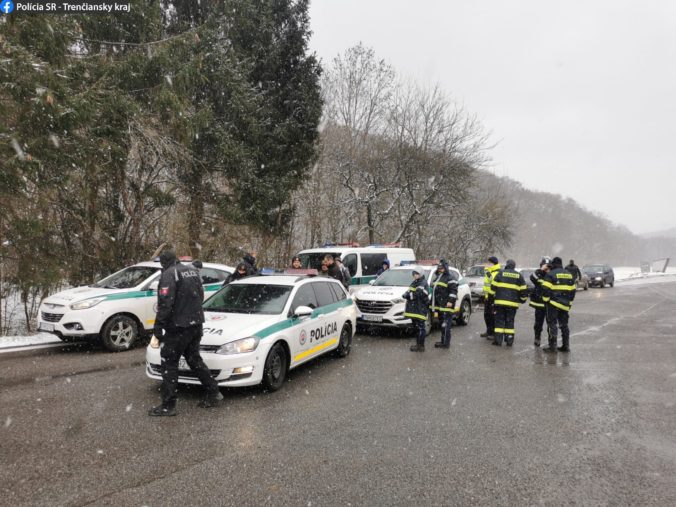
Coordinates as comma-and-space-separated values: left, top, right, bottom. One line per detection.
480, 256, 501, 340
490, 259, 528, 347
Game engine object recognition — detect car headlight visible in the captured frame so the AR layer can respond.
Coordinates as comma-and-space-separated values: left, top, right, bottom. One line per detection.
595, 276, 602, 280
70, 297, 107, 310
392, 298, 405, 304
216, 336, 260, 355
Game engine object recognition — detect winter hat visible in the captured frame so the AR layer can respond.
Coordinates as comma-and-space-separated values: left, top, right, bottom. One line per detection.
551, 257, 563, 267
505, 259, 516, 269
159, 249, 177, 269
487, 256, 499, 265
411, 268, 421, 275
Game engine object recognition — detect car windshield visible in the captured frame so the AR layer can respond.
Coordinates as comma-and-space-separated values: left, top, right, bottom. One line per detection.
466, 266, 484, 277
297, 252, 340, 270
91, 266, 159, 289
583, 265, 604, 272
374, 269, 430, 286
203, 284, 293, 315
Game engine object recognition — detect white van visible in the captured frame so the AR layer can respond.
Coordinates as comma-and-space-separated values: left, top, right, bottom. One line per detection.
297, 243, 416, 291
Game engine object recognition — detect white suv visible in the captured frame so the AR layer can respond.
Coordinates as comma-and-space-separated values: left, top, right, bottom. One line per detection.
353, 263, 472, 335
37, 260, 233, 351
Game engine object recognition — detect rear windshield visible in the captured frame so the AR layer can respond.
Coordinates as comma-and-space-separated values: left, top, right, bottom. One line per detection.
92, 266, 159, 289
374, 269, 431, 287
204, 284, 293, 315
466, 266, 485, 277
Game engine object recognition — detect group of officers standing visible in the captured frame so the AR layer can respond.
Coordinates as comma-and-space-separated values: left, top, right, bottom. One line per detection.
480, 255, 576, 352
398, 255, 577, 353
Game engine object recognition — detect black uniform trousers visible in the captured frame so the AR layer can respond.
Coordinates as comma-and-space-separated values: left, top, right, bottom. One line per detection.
440, 312, 453, 346
412, 319, 427, 346
160, 325, 219, 408
483, 299, 495, 335
533, 306, 551, 343
494, 306, 516, 346
546, 304, 570, 349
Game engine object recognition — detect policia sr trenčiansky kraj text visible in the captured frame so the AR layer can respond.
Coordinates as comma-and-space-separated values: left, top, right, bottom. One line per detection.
11, 1, 130, 13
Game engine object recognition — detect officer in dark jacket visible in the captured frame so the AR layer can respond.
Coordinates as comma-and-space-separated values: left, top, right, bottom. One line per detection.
149, 249, 222, 416
376, 259, 391, 277
334, 256, 351, 290
542, 256, 576, 352
430, 260, 458, 349
404, 268, 430, 352
323, 254, 343, 282
242, 250, 258, 276
529, 256, 551, 347
565, 259, 582, 283
224, 262, 249, 285
491, 259, 528, 347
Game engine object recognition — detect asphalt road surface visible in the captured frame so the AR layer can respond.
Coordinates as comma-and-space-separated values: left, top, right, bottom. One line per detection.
2, 281, 676, 506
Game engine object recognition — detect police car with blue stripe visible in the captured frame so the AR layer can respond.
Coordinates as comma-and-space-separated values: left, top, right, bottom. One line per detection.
145, 269, 356, 391
37, 259, 233, 352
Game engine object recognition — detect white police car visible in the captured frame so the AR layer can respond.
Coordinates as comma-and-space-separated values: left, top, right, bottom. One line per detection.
353, 262, 472, 335
37, 260, 233, 352
145, 270, 356, 391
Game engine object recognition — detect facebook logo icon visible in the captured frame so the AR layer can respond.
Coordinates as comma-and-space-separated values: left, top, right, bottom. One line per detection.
1, 1, 13, 14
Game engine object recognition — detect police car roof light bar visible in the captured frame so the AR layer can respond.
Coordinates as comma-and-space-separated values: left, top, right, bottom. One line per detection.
367, 242, 402, 248
178, 256, 193, 261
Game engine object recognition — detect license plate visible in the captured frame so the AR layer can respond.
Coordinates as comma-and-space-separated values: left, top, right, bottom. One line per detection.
362, 314, 383, 322
38, 322, 54, 332
178, 357, 190, 371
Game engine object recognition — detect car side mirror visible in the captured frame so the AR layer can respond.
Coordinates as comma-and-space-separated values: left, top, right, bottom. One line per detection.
149, 281, 159, 292
368, 280, 375, 285
293, 306, 313, 318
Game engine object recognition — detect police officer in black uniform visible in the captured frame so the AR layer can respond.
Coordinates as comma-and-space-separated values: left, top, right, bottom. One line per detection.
542, 256, 576, 353
529, 256, 551, 347
430, 260, 458, 349
404, 267, 430, 352
149, 249, 222, 416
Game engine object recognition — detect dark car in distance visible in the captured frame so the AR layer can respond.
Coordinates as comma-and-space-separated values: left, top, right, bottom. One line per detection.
583, 264, 614, 288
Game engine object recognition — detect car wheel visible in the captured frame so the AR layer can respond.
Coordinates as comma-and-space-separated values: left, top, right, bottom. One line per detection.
457, 298, 472, 326
584, 281, 588, 290
262, 342, 288, 392
609, 279, 614, 288
335, 324, 352, 358
600, 280, 605, 288
101, 315, 138, 352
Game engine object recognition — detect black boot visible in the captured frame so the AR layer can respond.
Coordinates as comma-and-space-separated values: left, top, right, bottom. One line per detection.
148, 405, 176, 417
505, 339, 513, 347
542, 345, 557, 353
198, 391, 224, 408
557, 346, 570, 352
410, 344, 425, 352
534, 333, 541, 347
480, 331, 493, 338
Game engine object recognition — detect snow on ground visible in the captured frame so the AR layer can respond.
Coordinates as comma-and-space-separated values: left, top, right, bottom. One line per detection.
613, 266, 676, 285
0, 333, 62, 349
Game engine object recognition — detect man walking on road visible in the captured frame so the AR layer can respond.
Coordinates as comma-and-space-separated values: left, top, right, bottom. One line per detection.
542, 256, 576, 353
565, 259, 583, 283
149, 249, 222, 416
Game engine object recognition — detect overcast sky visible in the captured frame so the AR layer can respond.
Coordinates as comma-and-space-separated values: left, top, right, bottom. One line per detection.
308, 0, 676, 234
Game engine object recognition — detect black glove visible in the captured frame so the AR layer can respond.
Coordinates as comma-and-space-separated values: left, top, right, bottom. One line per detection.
153, 325, 163, 339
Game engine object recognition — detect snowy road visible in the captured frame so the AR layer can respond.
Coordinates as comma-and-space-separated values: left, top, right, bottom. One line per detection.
1, 281, 676, 505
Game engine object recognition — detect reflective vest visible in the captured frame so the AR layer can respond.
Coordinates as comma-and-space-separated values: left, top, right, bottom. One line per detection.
542, 267, 576, 312
483, 263, 501, 299
491, 268, 528, 308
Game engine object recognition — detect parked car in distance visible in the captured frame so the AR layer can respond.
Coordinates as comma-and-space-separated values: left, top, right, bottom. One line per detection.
464, 264, 485, 301
582, 264, 614, 288
575, 270, 590, 290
